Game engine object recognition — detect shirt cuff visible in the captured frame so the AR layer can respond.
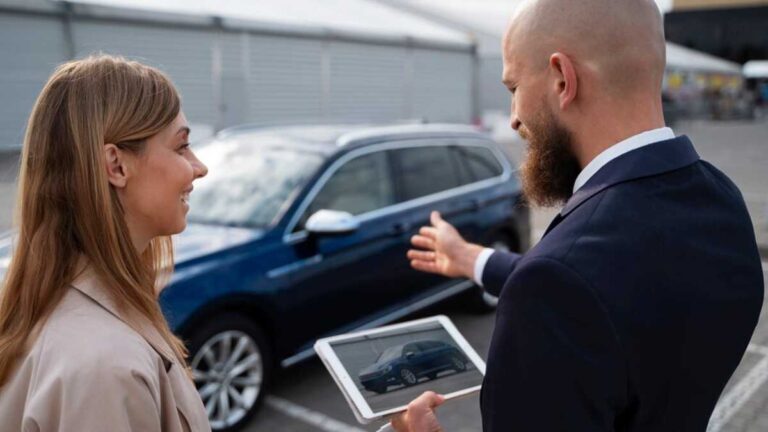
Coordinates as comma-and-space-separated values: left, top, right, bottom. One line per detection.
473, 248, 496, 287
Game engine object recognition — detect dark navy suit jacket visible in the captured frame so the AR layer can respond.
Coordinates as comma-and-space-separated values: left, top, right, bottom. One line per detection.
479, 136, 764, 431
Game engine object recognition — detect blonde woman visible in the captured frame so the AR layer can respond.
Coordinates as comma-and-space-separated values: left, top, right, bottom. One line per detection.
0, 55, 211, 431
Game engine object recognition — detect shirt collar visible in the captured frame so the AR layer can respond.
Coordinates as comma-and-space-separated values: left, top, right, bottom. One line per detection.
573, 127, 675, 193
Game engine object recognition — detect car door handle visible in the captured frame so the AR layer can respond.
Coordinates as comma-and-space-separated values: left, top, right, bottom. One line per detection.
389, 222, 411, 236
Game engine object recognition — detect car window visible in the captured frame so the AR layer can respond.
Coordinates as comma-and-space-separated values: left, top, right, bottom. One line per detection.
453, 145, 503, 183
418, 341, 443, 350
188, 139, 325, 228
416, 342, 434, 351
376, 345, 403, 363
391, 145, 461, 202
300, 151, 395, 228
403, 343, 420, 355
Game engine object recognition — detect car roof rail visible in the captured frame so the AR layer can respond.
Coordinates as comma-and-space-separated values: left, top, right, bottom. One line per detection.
215, 118, 430, 139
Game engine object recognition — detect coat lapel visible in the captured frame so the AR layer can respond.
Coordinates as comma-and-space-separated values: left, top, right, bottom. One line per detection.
543, 135, 700, 237
70, 268, 177, 368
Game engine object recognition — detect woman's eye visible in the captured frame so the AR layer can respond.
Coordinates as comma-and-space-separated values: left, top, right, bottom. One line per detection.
177, 143, 190, 153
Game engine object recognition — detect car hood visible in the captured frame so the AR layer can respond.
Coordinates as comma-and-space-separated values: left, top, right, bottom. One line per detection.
0, 224, 264, 285
359, 362, 388, 376
173, 223, 265, 263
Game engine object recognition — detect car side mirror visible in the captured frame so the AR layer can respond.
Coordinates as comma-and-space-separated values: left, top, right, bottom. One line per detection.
306, 210, 359, 235
405, 351, 415, 359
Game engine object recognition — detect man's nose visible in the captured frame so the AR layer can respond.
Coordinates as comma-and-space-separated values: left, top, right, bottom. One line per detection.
510, 114, 521, 131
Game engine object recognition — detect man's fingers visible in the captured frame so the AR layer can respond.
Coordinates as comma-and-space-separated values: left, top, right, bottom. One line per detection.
390, 413, 407, 432
410, 235, 435, 250
430, 211, 444, 228
419, 226, 438, 239
412, 391, 446, 410
408, 250, 436, 261
411, 260, 440, 274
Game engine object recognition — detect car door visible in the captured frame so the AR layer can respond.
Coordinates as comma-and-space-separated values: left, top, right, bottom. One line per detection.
282, 149, 415, 346
386, 141, 490, 299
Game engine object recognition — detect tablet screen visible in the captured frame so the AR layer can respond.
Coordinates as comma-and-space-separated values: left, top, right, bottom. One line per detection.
326, 319, 484, 414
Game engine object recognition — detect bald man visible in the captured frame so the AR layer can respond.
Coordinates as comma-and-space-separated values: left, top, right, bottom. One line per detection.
391, 0, 764, 431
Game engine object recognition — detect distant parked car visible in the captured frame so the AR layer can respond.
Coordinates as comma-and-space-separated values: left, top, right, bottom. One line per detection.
0, 123, 529, 432
359, 340, 469, 394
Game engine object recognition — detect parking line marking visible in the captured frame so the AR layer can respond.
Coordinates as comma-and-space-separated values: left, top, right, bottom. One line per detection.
265, 396, 366, 432
707, 344, 768, 432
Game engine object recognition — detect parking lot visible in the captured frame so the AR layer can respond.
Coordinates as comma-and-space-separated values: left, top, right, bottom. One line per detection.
1, 119, 767, 431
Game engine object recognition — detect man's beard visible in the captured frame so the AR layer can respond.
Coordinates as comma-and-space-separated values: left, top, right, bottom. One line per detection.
519, 107, 581, 208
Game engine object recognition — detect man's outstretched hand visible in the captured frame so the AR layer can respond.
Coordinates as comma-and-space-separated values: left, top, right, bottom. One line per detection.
390, 391, 445, 432
407, 211, 484, 280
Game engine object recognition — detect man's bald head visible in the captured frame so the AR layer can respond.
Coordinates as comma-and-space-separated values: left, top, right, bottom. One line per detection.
504, 0, 666, 97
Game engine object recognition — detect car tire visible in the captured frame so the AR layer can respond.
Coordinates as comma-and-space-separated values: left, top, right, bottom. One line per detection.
399, 367, 418, 386
465, 232, 517, 313
450, 355, 467, 372
186, 314, 271, 432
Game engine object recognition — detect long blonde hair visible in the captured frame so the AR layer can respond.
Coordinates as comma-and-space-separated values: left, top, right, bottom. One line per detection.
0, 54, 188, 383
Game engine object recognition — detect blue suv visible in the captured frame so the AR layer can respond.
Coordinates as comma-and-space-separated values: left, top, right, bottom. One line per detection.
359, 340, 469, 394
0, 123, 529, 431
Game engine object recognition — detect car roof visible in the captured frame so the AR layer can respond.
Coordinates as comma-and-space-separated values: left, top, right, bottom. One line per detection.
213, 123, 491, 155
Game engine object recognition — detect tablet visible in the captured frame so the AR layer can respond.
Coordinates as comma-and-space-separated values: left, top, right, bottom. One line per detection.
314, 315, 486, 424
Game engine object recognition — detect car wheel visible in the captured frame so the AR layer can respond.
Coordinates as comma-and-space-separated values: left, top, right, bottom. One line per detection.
465, 233, 516, 313
399, 367, 418, 386
450, 356, 467, 372
187, 314, 271, 432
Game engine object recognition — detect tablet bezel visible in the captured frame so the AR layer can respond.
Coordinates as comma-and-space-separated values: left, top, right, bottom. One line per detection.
314, 315, 487, 424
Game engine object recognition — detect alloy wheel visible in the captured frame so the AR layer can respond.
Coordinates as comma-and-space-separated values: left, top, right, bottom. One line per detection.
191, 330, 263, 430
400, 368, 417, 385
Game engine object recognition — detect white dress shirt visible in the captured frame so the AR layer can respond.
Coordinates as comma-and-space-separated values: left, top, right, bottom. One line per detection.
473, 127, 675, 287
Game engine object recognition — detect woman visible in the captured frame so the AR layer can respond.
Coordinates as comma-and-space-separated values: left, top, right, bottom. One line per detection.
0, 55, 211, 431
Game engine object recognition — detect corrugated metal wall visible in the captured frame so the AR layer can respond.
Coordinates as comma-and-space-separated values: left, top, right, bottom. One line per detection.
72, 21, 218, 127
0, 9, 475, 150
0, 13, 68, 150
478, 57, 508, 116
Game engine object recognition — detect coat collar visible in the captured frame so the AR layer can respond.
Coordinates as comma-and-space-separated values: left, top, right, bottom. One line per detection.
70, 266, 177, 367
560, 135, 700, 218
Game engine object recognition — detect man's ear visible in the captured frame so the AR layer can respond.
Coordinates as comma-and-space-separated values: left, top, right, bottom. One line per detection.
549, 53, 578, 111
104, 143, 129, 188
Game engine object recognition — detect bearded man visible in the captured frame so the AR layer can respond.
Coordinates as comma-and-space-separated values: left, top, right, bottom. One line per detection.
391, 0, 764, 430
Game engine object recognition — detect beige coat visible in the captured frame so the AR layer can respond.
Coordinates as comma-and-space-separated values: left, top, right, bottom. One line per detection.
0, 269, 211, 431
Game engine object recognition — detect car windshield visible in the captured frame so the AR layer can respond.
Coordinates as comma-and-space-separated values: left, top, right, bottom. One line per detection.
376, 345, 403, 363
187, 136, 325, 228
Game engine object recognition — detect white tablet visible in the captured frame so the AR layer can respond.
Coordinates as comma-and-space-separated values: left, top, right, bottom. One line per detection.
314, 315, 486, 424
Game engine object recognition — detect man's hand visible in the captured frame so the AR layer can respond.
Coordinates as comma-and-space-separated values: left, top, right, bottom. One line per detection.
407, 211, 484, 280
390, 391, 445, 432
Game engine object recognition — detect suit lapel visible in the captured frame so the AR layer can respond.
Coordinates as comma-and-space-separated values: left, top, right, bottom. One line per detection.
542, 135, 700, 238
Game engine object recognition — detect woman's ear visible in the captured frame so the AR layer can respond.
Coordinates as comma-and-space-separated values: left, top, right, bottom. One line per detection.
104, 144, 129, 188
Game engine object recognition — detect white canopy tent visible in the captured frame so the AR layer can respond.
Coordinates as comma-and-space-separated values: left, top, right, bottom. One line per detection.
744, 61, 768, 79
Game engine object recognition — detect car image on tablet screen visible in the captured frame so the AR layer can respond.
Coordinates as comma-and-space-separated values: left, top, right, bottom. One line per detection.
358, 340, 469, 394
